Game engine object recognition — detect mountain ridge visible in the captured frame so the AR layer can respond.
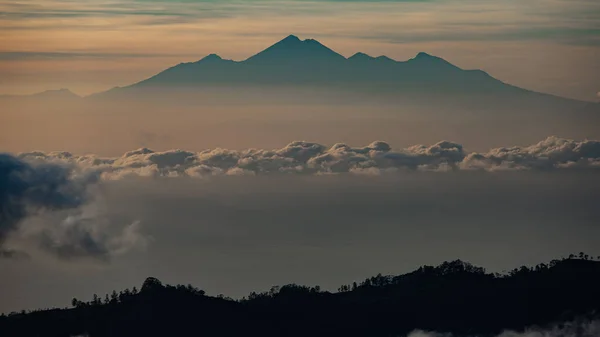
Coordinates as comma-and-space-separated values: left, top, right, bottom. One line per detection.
91, 34, 581, 109
0, 88, 81, 99
2, 256, 599, 337
4, 35, 596, 108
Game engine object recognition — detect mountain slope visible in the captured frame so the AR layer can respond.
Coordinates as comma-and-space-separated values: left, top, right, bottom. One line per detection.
90, 35, 594, 114
245, 34, 346, 65
1, 257, 599, 337
108, 35, 514, 91
0, 88, 81, 100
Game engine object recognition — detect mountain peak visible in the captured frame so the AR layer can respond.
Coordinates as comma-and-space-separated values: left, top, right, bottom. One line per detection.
375, 55, 395, 62
348, 52, 374, 61
245, 35, 346, 64
198, 53, 223, 62
32, 88, 80, 99
348, 53, 396, 63
409, 52, 459, 69
281, 35, 301, 43
415, 52, 434, 59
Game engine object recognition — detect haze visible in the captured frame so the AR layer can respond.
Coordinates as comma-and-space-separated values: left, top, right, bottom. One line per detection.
1, 0, 600, 320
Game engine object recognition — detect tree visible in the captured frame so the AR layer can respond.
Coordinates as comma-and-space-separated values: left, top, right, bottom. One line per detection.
92, 294, 101, 306
142, 277, 164, 292
110, 290, 119, 303
71, 298, 79, 308
268, 286, 280, 297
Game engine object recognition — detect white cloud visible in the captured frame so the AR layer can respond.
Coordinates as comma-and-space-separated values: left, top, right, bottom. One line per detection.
5, 135, 599, 260
16, 136, 600, 181
406, 318, 600, 337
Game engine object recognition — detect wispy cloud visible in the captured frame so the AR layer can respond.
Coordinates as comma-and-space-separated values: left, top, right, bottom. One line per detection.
0, 0, 598, 98
0, 51, 190, 60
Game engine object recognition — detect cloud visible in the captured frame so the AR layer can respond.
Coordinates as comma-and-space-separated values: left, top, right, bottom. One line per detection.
2, 159, 600, 313
0, 248, 30, 260
3, 135, 598, 260
0, 153, 148, 261
30, 210, 150, 262
0, 153, 93, 243
15, 136, 600, 180
0, 52, 187, 61
407, 317, 600, 337
1, 0, 597, 47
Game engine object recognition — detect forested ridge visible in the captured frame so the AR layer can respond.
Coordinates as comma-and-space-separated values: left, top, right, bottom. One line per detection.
2, 253, 599, 337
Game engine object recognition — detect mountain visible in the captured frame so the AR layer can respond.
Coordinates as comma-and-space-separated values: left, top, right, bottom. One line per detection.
0, 88, 81, 101
245, 34, 346, 65
112, 35, 509, 92
1, 256, 600, 337
88, 35, 597, 114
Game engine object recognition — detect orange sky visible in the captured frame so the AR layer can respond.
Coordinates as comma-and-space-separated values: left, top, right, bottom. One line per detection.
1, 0, 599, 100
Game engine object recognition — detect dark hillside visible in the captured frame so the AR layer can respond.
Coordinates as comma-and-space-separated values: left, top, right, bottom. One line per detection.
1, 256, 599, 337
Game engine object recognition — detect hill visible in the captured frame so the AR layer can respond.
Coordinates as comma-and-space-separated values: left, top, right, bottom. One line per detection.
1, 255, 599, 337
0, 88, 81, 102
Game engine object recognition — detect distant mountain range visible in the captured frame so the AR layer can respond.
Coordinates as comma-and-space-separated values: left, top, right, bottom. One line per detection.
1, 88, 80, 100
105, 35, 527, 96
3, 35, 599, 114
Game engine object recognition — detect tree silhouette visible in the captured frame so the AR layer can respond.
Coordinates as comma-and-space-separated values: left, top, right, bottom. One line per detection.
92, 294, 101, 306
1, 253, 599, 337
141, 277, 163, 292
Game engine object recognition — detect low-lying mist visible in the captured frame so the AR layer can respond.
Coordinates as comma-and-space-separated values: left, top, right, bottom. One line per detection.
1, 91, 599, 314
1, 154, 599, 313
408, 317, 600, 337
2, 91, 599, 156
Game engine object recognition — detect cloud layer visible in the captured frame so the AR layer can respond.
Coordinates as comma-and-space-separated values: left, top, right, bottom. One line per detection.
0, 154, 148, 261
2, 135, 598, 261
15, 136, 600, 180
1, 153, 599, 313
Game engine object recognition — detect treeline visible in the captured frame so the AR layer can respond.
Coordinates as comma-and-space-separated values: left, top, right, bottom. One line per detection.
1, 253, 599, 337
68, 279, 209, 309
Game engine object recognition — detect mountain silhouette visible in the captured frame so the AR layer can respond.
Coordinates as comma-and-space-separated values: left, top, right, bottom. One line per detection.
1, 255, 600, 337
245, 34, 346, 65
1, 88, 81, 100
89, 35, 599, 114
117, 34, 510, 92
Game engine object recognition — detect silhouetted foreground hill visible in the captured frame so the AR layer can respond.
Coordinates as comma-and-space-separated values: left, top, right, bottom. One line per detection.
2, 256, 600, 337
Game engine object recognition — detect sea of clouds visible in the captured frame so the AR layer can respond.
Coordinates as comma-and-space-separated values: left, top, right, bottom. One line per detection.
2, 135, 599, 262
14, 136, 600, 180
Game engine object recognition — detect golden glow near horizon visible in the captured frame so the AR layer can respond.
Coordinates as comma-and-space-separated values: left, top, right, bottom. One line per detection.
1, 0, 599, 100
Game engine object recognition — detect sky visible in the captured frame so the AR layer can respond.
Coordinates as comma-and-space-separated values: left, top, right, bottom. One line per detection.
1, 0, 599, 100
1, 0, 600, 316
